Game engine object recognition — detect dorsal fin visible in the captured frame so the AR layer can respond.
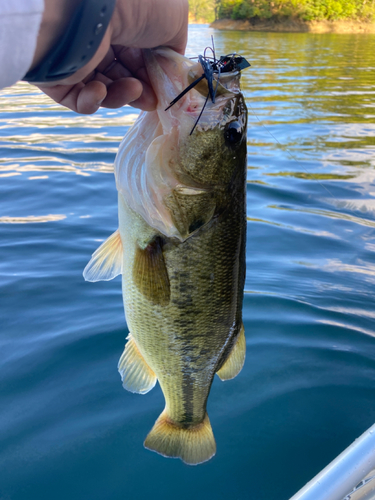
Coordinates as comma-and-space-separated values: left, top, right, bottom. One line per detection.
83, 229, 123, 282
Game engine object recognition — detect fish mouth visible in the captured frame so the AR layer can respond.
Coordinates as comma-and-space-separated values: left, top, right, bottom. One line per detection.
115, 48, 246, 241
143, 47, 242, 135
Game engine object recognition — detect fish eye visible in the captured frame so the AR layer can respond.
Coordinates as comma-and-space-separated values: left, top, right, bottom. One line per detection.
224, 121, 243, 147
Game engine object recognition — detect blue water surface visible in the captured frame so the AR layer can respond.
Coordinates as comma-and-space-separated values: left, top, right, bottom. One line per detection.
1, 25, 375, 500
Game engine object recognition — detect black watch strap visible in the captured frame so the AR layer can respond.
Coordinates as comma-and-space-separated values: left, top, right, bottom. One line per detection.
23, 0, 116, 83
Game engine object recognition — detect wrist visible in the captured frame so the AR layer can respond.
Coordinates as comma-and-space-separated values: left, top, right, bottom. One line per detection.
24, 0, 116, 83
30, 0, 79, 71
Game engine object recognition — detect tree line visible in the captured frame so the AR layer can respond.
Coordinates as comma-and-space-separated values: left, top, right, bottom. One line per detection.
189, 0, 375, 22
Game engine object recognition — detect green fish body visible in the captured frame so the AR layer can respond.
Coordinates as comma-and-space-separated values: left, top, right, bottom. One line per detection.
84, 48, 248, 465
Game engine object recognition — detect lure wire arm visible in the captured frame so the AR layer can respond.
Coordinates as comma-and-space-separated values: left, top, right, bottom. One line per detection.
165, 74, 205, 111
165, 41, 251, 133
190, 92, 210, 136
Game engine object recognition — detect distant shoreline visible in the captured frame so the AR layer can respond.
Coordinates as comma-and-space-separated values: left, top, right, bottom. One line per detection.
188, 20, 209, 25
210, 18, 375, 34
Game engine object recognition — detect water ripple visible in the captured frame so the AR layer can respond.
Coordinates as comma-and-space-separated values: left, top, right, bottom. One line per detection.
269, 204, 375, 228
1, 27, 375, 500
0, 214, 66, 223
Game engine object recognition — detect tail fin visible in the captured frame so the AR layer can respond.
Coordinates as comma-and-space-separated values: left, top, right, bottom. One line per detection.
144, 410, 216, 465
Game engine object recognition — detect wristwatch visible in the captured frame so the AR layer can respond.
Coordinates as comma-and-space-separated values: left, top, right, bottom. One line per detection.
23, 0, 116, 83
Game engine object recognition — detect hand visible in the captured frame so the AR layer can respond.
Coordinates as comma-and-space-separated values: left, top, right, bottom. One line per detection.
31, 0, 189, 114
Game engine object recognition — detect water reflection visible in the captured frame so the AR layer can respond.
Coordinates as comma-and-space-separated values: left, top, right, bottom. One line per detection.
0, 172, 21, 178
0, 26, 375, 500
269, 205, 375, 228
0, 162, 114, 175
0, 214, 66, 223
318, 320, 375, 339
265, 171, 355, 180
323, 258, 375, 278
247, 215, 340, 238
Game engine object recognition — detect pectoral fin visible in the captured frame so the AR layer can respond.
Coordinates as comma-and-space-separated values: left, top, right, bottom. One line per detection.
118, 334, 157, 394
83, 229, 123, 282
217, 324, 246, 381
133, 236, 170, 306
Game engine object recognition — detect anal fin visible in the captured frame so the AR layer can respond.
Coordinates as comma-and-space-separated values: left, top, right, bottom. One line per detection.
133, 236, 170, 306
83, 229, 123, 282
118, 334, 157, 394
217, 324, 246, 381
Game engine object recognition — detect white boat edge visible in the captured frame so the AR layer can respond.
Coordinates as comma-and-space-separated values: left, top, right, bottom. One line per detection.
290, 422, 375, 500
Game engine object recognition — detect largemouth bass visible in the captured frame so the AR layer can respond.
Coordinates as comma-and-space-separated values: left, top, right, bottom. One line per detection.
84, 47, 248, 465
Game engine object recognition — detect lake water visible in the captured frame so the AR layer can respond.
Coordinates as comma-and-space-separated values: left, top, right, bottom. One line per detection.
1, 24, 375, 500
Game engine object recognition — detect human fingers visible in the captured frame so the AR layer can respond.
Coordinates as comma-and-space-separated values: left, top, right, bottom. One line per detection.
110, 0, 189, 54
38, 75, 155, 113
109, 47, 149, 81
100, 77, 157, 111
95, 47, 157, 110
96, 46, 151, 90
164, 0, 189, 55
37, 80, 104, 114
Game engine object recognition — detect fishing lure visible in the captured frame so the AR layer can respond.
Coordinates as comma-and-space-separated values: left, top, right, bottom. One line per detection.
165, 40, 251, 135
